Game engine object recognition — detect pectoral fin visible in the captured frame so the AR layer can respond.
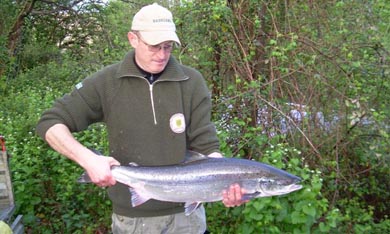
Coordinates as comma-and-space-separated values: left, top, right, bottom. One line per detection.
242, 191, 262, 201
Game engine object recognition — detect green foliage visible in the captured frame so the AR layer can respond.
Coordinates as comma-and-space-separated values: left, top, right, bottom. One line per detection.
206, 143, 340, 234
186, 0, 390, 233
0, 58, 111, 233
0, 0, 389, 233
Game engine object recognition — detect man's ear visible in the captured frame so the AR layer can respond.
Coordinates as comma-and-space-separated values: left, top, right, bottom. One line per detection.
127, 32, 138, 48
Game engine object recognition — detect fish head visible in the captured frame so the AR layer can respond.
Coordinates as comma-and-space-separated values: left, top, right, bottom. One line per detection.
255, 174, 302, 197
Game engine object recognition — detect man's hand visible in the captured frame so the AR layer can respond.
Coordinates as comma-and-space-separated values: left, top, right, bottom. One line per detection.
222, 183, 249, 207
207, 153, 248, 207
45, 124, 120, 187
83, 153, 120, 187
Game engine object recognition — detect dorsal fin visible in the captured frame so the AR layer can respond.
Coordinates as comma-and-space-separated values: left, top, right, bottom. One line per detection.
182, 150, 209, 164
128, 162, 139, 167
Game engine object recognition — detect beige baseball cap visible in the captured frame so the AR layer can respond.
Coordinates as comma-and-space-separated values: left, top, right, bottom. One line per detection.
131, 3, 181, 46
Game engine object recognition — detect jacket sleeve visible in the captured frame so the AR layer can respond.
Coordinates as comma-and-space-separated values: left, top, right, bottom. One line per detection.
36, 73, 105, 140
183, 67, 220, 155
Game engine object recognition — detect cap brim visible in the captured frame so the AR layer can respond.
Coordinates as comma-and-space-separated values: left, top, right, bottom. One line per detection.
138, 31, 181, 46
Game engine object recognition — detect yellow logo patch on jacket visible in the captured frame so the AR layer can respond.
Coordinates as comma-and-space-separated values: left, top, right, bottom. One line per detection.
170, 113, 185, 133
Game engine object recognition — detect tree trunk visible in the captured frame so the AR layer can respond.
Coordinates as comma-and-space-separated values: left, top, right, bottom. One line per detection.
0, 0, 37, 79
8, 0, 37, 56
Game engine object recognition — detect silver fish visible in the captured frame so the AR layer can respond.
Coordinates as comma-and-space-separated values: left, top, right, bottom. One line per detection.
79, 151, 302, 215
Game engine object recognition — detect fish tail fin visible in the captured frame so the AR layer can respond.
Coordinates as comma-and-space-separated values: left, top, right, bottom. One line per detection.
77, 172, 92, 183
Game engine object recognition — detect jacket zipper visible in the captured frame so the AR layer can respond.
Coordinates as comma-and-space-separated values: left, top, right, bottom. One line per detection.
149, 84, 157, 125
139, 75, 189, 125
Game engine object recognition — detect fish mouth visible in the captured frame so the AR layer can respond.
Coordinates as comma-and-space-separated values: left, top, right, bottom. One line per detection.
289, 183, 303, 191
288, 177, 303, 191
258, 181, 303, 197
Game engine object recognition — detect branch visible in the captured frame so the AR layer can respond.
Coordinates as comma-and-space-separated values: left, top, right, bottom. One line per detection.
7, 0, 38, 55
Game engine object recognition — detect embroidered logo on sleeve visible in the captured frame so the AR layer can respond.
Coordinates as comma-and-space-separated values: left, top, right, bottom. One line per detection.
75, 82, 83, 89
170, 113, 186, 134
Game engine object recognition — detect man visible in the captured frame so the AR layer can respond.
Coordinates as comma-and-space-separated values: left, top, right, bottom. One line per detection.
37, 3, 245, 233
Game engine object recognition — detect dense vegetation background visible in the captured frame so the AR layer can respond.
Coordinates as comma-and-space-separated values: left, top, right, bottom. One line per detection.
1, 0, 389, 233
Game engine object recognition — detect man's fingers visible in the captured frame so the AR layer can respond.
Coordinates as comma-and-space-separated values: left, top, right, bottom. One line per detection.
222, 184, 244, 207
232, 184, 242, 201
108, 156, 121, 166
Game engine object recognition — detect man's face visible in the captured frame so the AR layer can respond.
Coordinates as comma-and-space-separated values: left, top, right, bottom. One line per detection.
128, 32, 174, 74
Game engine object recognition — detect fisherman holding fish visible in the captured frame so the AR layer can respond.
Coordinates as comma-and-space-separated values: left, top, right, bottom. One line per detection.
37, 3, 247, 233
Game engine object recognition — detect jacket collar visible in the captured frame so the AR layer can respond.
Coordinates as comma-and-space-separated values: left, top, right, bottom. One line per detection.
116, 50, 188, 82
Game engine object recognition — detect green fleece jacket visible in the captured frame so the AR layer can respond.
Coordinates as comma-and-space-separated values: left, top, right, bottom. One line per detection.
36, 50, 220, 217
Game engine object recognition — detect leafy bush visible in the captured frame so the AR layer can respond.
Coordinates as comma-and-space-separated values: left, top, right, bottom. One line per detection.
0, 59, 112, 233
0, 1, 389, 233
207, 140, 340, 234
